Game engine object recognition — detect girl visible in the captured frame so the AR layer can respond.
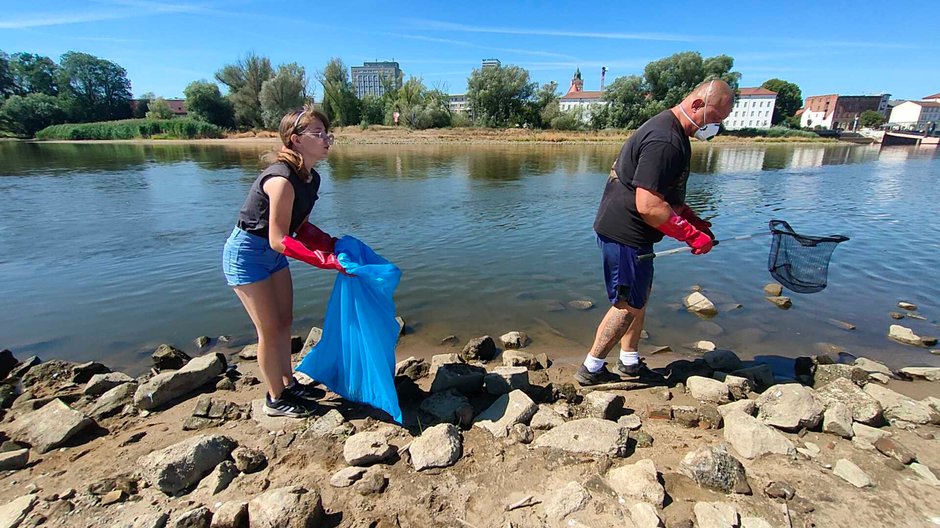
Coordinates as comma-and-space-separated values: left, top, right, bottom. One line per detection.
222, 105, 347, 417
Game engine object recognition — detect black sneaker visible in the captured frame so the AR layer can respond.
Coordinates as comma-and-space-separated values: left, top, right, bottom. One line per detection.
263, 393, 315, 418
617, 358, 667, 380
574, 364, 622, 386
283, 379, 325, 402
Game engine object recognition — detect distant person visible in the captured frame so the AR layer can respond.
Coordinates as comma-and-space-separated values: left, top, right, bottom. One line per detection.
576, 80, 734, 386
222, 105, 348, 416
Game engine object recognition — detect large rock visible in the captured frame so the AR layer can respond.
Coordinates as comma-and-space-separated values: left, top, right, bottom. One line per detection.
483, 367, 530, 395
822, 402, 854, 438
9, 399, 94, 453
888, 325, 925, 346
680, 444, 751, 494
0, 494, 38, 528
815, 378, 883, 426
248, 486, 323, 528
473, 390, 537, 437
833, 459, 872, 487
585, 392, 624, 420
461, 336, 497, 361
684, 292, 718, 317
232, 446, 266, 473
756, 384, 824, 432
394, 357, 429, 381
543, 481, 590, 521
723, 411, 795, 459
343, 432, 394, 466
429, 363, 486, 394
530, 407, 566, 430
71, 361, 111, 384
812, 363, 869, 388
532, 418, 630, 457
137, 434, 237, 495
499, 331, 530, 350
84, 372, 134, 397
197, 460, 238, 496
134, 353, 226, 410
873, 437, 916, 464
607, 459, 664, 507
854, 358, 895, 378
704, 350, 744, 372
864, 384, 939, 425
169, 506, 211, 528
687, 376, 731, 404
693, 502, 740, 528
410, 423, 462, 470
419, 390, 473, 426
501, 350, 540, 370
0, 449, 29, 471
851, 423, 890, 450
899, 367, 940, 381
629, 502, 664, 528
90, 382, 138, 419
152, 344, 191, 371
911, 463, 940, 487
209, 501, 247, 528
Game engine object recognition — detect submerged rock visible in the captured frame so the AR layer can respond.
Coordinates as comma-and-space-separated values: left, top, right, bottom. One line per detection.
684, 292, 718, 317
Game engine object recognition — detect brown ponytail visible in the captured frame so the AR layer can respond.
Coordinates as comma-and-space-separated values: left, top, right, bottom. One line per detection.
262, 104, 331, 182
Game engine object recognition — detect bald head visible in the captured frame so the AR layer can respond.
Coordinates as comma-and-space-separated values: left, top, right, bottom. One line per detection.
673, 79, 734, 137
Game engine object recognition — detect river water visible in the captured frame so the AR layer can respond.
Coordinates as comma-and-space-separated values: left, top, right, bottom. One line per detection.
1, 140, 938, 374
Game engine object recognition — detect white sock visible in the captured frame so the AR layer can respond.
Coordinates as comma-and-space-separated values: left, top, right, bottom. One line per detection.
583, 355, 606, 373
620, 349, 639, 366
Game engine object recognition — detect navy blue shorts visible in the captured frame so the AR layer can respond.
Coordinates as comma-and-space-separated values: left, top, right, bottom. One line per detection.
597, 233, 654, 309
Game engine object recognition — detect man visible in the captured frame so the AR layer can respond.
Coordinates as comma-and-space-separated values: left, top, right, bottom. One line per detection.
575, 79, 734, 386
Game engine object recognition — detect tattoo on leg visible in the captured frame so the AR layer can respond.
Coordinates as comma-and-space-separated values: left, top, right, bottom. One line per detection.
589, 306, 635, 359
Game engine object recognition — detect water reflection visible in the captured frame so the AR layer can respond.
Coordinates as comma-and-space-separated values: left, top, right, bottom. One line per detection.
0, 140, 938, 373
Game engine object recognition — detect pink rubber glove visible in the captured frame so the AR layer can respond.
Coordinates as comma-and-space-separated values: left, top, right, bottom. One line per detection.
677, 205, 715, 241
295, 223, 337, 253
655, 210, 714, 255
280, 235, 349, 273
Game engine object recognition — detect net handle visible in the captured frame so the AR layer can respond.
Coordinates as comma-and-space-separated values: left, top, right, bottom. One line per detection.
639, 232, 768, 261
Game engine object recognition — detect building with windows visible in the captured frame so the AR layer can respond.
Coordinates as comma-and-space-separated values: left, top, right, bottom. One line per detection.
923, 92, 940, 103
482, 58, 501, 69
888, 100, 940, 129
448, 94, 469, 114
725, 87, 777, 130
800, 93, 890, 130
350, 61, 402, 98
558, 69, 604, 123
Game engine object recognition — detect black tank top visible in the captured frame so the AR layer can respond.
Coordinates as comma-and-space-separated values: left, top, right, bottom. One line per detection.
236, 162, 321, 239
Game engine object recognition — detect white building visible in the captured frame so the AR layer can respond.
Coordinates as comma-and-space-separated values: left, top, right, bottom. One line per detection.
448, 94, 469, 114
923, 92, 940, 103
559, 69, 604, 123
725, 87, 777, 130
888, 100, 940, 128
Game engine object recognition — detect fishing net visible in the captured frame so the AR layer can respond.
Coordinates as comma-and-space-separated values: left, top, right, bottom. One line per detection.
768, 220, 849, 294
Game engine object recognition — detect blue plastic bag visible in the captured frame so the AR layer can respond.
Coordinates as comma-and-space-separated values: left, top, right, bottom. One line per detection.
296, 236, 403, 423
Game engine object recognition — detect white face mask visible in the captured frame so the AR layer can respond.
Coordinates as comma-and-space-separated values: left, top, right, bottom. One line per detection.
680, 80, 721, 141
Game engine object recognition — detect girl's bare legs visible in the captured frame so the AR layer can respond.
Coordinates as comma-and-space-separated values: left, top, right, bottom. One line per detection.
233, 267, 293, 399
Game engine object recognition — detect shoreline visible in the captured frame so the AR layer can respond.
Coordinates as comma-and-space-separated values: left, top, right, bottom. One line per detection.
18, 126, 844, 146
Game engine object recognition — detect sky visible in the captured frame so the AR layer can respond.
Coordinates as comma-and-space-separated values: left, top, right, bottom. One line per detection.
2, 0, 938, 102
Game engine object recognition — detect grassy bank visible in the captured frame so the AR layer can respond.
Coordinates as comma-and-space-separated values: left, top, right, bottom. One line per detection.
35, 118, 223, 140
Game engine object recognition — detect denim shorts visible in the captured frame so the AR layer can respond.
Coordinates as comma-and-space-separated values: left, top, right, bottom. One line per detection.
222, 227, 289, 286
597, 233, 654, 309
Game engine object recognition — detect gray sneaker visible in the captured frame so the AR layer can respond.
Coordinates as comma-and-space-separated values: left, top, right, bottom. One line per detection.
574, 364, 622, 386
617, 358, 666, 380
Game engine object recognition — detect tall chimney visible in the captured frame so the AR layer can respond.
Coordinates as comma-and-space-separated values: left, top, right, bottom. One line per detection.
601, 66, 607, 90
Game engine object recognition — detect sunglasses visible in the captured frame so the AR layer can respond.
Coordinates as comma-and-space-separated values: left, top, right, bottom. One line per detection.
301, 131, 335, 145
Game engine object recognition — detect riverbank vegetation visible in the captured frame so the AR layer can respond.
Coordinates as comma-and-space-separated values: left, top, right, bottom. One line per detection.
2, 48, 812, 140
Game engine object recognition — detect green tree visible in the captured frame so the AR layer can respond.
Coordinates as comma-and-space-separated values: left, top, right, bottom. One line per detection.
10, 53, 58, 96
860, 110, 885, 128
133, 92, 155, 118
644, 51, 740, 108
145, 97, 174, 119
317, 58, 359, 127
466, 64, 536, 127
529, 81, 559, 128
761, 79, 803, 125
0, 93, 66, 136
603, 74, 648, 129
359, 94, 385, 125
56, 51, 133, 122
215, 52, 274, 129
260, 63, 309, 129
0, 51, 14, 98
184, 80, 235, 128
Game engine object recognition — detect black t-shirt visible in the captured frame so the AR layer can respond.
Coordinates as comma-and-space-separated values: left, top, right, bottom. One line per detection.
593, 110, 691, 247
236, 162, 321, 239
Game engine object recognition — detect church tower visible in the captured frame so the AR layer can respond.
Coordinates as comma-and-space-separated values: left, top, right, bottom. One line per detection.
568, 68, 584, 94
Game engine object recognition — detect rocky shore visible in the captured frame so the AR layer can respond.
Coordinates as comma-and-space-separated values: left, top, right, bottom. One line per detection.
1, 296, 939, 528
